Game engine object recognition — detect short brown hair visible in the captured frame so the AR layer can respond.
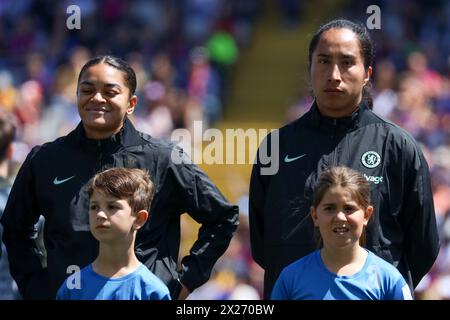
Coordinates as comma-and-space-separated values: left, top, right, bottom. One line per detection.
87, 168, 155, 214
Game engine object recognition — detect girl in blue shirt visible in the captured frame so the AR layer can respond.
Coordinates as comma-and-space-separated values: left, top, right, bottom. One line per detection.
271, 166, 412, 300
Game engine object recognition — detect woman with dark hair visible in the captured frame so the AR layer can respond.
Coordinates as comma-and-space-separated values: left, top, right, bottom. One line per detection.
1, 55, 239, 300
249, 19, 439, 298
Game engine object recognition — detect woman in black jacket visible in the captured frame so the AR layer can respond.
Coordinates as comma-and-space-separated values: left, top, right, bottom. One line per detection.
1, 55, 239, 300
249, 19, 440, 298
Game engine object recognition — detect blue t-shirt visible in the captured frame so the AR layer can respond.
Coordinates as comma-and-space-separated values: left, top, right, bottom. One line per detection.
271, 249, 413, 300
56, 264, 171, 300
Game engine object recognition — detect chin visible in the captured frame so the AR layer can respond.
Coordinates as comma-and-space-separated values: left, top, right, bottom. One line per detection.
84, 120, 111, 132
83, 114, 107, 123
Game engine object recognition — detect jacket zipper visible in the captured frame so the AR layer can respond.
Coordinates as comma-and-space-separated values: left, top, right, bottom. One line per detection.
331, 119, 337, 165
96, 140, 103, 172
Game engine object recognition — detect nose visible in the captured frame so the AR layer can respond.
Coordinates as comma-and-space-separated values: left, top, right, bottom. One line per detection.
328, 64, 341, 84
91, 92, 106, 103
96, 210, 107, 221
334, 210, 347, 221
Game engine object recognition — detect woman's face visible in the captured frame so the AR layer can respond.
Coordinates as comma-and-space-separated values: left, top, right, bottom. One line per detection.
310, 28, 371, 117
77, 63, 137, 139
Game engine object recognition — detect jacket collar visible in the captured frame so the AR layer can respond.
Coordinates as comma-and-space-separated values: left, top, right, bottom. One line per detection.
72, 117, 143, 153
309, 100, 368, 131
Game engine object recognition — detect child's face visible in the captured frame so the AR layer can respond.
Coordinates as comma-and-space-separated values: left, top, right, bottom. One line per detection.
311, 186, 373, 250
89, 190, 141, 244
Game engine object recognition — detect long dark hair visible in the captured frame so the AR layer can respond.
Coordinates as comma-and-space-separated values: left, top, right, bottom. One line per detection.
77, 55, 137, 97
308, 19, 374, 108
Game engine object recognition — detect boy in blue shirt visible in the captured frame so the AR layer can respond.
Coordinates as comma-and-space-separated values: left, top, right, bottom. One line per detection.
57, 168, 170, 300
271, 166, 412, 300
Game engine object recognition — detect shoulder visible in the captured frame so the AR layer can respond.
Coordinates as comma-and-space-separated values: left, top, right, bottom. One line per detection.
137, 265, 167, 286
278, 111, 311, 137
133, 130, 185, 163
137, 265, 171, 299
282, 250, 318, 277
364, 111, 421, 147
361, 111, 425, 164
136, 130, 174, 151
365, 251, 412, 299
260, 107, 313, 142
27, 134, 74, 164
366, 251, 405, 281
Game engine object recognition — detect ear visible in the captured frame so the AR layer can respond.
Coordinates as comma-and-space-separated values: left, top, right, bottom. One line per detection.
133, 210, 149, 230
364, 66, 372, 85
127, 95, 138, 115
363, 205, 373, 226
310, 206, 319, 227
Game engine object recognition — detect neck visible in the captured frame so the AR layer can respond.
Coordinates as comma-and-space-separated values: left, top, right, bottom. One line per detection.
320, 245, 367, 276
93, 238, 140, 278
83, 121, 125, 140
84, 128, 120, 140
316, 99, 361, 118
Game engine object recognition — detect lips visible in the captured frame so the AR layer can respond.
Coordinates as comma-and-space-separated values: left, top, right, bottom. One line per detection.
95, 225, 109, 230
324, 88, 343, 93
86, 108, 109, 113
333, 227, 349, 234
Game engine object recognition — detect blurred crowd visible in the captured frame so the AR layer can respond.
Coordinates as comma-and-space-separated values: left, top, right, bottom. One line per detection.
1, 0, 450, 300
0, 0, 262, 165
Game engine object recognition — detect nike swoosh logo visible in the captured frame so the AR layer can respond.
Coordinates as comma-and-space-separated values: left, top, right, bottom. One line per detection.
284, 154, 306, 163
53, 176, 75, 185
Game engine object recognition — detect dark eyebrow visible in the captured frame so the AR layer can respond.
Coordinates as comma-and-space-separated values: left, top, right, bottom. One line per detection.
79, 81, 122, 90
341, 54, 356, 60
104, 84, 122, 90
89, 199, 122, 205
321, 202, 335, 206
316, 53, 356, 60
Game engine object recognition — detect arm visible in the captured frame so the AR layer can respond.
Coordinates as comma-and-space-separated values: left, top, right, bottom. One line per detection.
249, 130, 276, 270
173, 155, 239, 293
0, 147, 46, 299
249, 159, 266, 269
401, 141, 440, 288
389, 277, 413, 300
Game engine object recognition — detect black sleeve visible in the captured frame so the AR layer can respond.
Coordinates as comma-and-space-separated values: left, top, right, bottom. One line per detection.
401, 141, 440, 288
248, 131, 276, 270
171, 150, 239, 292
0, 147, 46, 299
249, 158, 266, 269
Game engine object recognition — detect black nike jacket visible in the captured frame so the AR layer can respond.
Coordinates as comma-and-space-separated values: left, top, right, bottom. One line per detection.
249, 102, 440, 298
